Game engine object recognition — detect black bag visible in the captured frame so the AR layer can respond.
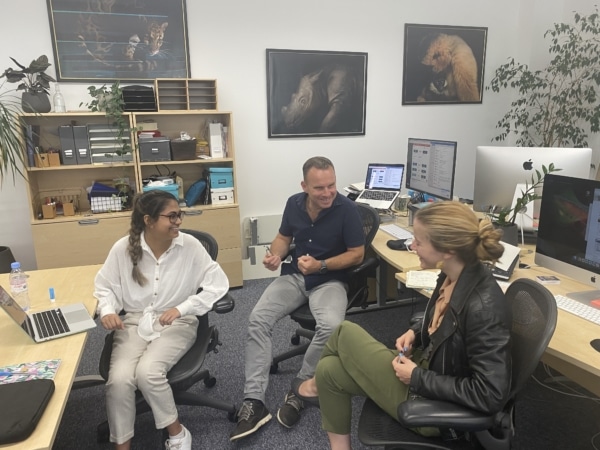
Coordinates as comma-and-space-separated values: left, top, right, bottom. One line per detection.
0, 379, 55, 444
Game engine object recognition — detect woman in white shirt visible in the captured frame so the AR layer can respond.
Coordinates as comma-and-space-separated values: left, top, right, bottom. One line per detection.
94, 189, 229, 450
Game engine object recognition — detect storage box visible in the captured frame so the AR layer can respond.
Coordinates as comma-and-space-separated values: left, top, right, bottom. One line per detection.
90, 196, 122, 213
139, 138, 171, 162
142, 184, 179, 200
210, 187, 234, 205
171, 138, 197, 161
62, 202, 75, 216
35, 152, 60, 167
209, 167, 233, 188
41, 203, 56, 219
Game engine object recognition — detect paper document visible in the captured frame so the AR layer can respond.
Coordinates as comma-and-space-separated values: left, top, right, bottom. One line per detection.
405, 270, 440, 289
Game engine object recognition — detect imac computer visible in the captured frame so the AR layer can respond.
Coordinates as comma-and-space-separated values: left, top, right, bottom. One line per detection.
406, 138, 457, 201
473, 146, 592, 214
535, 173, 600, 301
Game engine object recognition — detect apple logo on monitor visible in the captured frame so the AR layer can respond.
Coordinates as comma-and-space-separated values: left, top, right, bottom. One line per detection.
523, 159, 533, 171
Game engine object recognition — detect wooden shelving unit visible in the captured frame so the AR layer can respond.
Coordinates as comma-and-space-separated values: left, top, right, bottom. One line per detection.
154, 79, 218, 111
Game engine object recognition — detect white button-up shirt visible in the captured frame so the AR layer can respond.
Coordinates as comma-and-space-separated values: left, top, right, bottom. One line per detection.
94, 232, 229, 323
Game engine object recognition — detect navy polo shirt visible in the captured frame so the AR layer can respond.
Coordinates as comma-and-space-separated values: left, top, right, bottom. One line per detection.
279, 192, 365, 290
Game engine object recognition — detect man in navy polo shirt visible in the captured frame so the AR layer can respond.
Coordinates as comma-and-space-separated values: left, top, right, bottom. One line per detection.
230, 156, 365, 441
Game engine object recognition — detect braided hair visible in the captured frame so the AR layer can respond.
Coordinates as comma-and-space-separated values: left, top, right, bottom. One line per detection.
128, 189, 177, 285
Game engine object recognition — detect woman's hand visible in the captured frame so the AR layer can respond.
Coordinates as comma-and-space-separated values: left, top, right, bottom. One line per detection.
159, 307, 182, 326
392, 354, 417, 384
101, 313, 124, 331
395, 329, 416, 356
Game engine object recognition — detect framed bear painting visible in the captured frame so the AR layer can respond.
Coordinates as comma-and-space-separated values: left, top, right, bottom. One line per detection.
266, 49, 368, 138
402, 24, 488, 105
46, 0, 190, 82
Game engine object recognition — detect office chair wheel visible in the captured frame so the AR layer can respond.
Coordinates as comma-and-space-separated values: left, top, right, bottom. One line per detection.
204, 376, 217, 387
291, 335, 301, 345
270, 362, 279, 374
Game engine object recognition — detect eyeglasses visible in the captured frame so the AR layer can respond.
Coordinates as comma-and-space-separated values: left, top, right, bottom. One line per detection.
159, 211, 185, 223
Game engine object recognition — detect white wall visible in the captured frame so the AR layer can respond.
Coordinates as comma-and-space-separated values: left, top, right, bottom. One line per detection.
0, 0, 596, 271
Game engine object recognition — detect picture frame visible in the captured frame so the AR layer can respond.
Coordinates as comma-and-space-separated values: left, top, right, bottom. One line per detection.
46, 0, 190, 82
267, 49, 368, 138
402, 24, 488, 105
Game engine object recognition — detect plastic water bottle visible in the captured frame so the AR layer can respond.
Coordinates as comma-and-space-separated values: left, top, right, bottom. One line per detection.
9, 262, 30, 312
53, 84, 66, 113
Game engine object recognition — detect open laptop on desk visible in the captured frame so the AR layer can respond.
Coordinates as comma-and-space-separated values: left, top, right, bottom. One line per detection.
0, 285, 96, 343
355, 163, 404, 210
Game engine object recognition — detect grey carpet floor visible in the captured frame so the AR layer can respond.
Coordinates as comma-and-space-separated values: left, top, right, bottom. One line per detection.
53, 278, 600, 449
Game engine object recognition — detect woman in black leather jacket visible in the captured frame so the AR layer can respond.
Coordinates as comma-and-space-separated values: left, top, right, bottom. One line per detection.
292, 201, 511, 450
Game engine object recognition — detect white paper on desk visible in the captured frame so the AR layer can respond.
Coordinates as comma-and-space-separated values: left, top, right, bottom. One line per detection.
405, 270, 440, 289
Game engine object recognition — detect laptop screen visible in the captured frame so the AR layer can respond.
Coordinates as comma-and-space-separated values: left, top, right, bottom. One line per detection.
364, 163, 404, 191
0, 285, 35, 338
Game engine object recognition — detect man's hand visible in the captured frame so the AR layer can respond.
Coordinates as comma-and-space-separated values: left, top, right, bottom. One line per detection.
297, 255, 317, 275
101, 313, 124, 331
263, 253, 282, 271
159, 308, 182, 326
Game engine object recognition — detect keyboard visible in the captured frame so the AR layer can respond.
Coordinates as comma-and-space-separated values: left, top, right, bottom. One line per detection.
32, 309, 70, 338
554, 294, 600, 326
361, 190, 397, 201
380, 223, 414, 240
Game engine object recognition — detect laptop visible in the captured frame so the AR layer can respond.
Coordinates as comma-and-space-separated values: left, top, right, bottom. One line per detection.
0, 286, 96, 343
355, 163, 405, 210
485, 241, 521, 281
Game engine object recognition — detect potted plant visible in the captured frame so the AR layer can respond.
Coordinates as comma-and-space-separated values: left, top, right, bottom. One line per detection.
0, 55, 56, 113
80, 81, 133, 160
488, 164, 561, 245
487, 8, 600, 148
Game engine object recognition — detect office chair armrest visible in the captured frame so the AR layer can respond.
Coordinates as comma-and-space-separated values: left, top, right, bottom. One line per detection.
348, 256, 379, 275
397, 399, 495, 431
211, 293, 235, 314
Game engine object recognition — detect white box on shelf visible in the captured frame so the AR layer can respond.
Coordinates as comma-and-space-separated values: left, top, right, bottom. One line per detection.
90, 196, 123, 213
211, 187, 234, 205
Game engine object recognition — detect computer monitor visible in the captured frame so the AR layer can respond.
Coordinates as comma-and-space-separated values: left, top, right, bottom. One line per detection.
473, 146, 592, 213
406, 138, 457, 201
535, 173, 600, 301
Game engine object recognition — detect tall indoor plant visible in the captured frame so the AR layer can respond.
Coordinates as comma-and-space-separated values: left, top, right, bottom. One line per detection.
0, 83, 28, 184
488, 9, 600, 148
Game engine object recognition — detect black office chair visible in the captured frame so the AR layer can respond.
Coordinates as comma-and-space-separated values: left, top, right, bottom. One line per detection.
73, 229, 237, 442
270, 202, 380, 374
357, 278, 558, 450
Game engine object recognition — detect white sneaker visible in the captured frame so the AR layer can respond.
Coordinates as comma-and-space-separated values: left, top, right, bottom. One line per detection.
165, 425, 192, 450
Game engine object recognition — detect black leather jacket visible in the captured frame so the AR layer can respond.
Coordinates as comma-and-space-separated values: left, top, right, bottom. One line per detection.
408, 262, 512, 414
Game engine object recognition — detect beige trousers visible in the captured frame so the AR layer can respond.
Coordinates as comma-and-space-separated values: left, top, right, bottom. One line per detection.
105, 312, 198, 444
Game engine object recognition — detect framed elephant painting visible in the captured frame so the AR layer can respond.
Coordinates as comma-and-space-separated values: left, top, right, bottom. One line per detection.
266, 49, 368, 138
402, 24, 487, 105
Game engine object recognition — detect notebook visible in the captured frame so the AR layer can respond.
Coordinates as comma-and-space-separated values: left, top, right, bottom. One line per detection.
0, 286, 96, 343
355, 163, 405, 210
486, 241, 521, 281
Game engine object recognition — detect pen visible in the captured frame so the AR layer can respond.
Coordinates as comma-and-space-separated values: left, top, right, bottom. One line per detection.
264, 246, 272, 256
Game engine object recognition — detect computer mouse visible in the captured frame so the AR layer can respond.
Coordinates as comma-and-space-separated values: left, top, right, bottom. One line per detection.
386, 239, 407, 251
590, 339, 600, 353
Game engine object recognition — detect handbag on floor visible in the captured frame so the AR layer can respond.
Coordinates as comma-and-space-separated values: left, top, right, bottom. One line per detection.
0, 379, 55, 444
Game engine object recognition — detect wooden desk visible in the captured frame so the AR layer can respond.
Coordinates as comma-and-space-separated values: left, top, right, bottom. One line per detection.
370, 215, 421, 305
396, 262, 600, 398
0, 265, 100, 450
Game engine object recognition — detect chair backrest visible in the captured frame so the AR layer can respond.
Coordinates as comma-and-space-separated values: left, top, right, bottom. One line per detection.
180, 229, 219, 261
504, 278, 557, 398
355, 203, 380, 247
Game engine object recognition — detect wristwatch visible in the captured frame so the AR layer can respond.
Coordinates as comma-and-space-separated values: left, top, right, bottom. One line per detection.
319, 260, 328, 274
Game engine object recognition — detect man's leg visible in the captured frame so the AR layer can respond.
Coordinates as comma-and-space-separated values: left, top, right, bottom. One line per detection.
277, 280, 347, 429
299, 280, 348, 380
232, 274, 306, 441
